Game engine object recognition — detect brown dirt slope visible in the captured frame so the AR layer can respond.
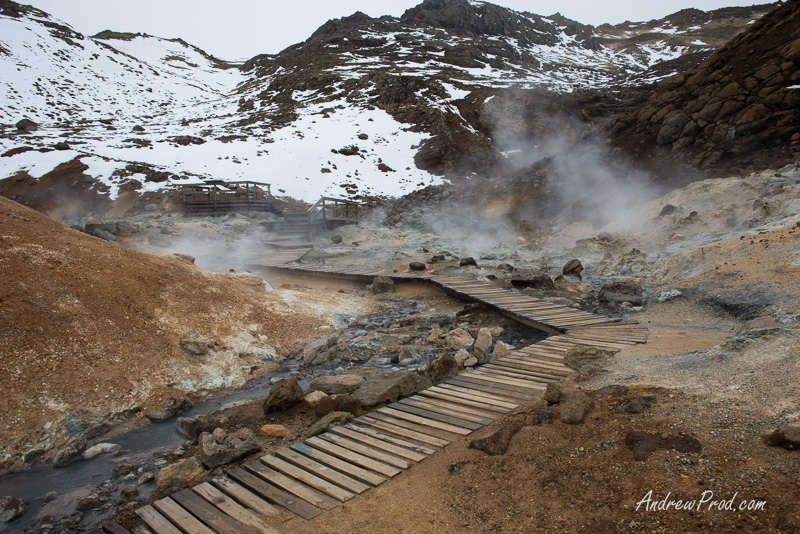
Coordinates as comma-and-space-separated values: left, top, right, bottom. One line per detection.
0, 196, 324, 469
608, 0, 800, 176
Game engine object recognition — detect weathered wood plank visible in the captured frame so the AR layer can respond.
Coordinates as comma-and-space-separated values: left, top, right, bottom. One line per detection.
152, 497, 216, 534
330, 426, 428, 461
389, 401, 485, 429
377, 407, 474, 435
101, 522, 131, 534
290, 442, 386, 487
275, 447, 371, 494
193, 482, 279, 534
260, 455, 355, 502
346, 422, 437, 455
305, 437, 402, 478
228, 466, 321, 520
398, 396, 497, 422
358, 414, 453, 446
418, 388, 512, 413
172, 489, 249, 534
211, 475, 282, 517
245, 461, 340, 510
135, 505, 182, 534
317, 432, 413, 469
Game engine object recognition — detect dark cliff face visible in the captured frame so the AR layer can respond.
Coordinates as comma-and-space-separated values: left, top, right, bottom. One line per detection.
607, 0, 800, 176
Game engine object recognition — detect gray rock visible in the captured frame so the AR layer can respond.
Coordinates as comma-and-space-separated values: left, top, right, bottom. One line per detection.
474, 327, 493, 363
303, 412, 354, 439
90, 228, 117, 242
398, 346, 422, 365
179, 333, 210, 356
301, 334, 339, 365
614, 396, 655, 413
199, 428, 261, 469
763, 425, 800, 450
138, 472, 155, 485
0, 496, 24, 523
559, 390, 594, 424
599, 281, 643, 306
53, 435, 87, 467
76, 496, 102, 511
148, 396, 191, 422
308, 374, 365, 395
511, 268, 555, 289
427, 353, 458, 382
15, 118, 38, 132
562, 259, 583, 277
114, 220, 136, 237
352, 370, 432, 407
82, 442, 121, 460
263, 377, 304, 414
543, 383, 566, 404
656, 289, 682, 303
564, 345, 616, 382
157, 457, 206, 492
371, 276, 395, 294
314, 394, 362, 418
120, 484, 138, 500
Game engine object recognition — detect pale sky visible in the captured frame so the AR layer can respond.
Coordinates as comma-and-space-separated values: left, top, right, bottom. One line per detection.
25, 0, 770, 60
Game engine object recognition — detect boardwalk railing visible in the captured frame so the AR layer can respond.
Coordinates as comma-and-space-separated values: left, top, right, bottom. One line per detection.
308, 197, 367, 230
182, 181, 273, 216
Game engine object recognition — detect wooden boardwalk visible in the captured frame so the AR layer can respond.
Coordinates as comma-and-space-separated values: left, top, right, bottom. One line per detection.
106, 255, 647, 534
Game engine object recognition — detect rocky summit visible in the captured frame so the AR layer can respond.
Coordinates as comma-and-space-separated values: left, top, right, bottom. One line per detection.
0, 0, 785, 213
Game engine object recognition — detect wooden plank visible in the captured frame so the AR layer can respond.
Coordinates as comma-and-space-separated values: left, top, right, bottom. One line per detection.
172, 489, 250, 534
245, 461, 340, 510
418, 388, 511, 413
434, 384, 521, 407
399, 396, 498, 421
305, 436, 402, 478
444, 376, 533, 400
487, 361, 569, 380
448, 374, 542, 396
330, 425, 428, 461
475, 367, 551, 386
193, 483, 278, 534
291, 442, 387, 486
211, 476, 281, 517
275, 447, 371, 494
152, 497, 216, 534
317, 432, 413, 469
228, 467, 321, 520
470, 369, 547, 390
346, 422, 437, 455
388, 402, 485, 430
358, 414, 453, 446
377, 407, 474, 435
135, 505, 182, 534
102, 522, 131, 534
261, 455, 355, 502
131, 526, 155, 534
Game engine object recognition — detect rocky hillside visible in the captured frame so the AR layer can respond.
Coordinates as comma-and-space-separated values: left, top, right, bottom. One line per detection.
607, 0, 800, 175
0, 194, 372, 471
0, 0, 779, 212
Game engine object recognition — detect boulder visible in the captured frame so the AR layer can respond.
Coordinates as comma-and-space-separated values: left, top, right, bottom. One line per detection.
304, 391, 327, 408
763, 425, 800, 450
459, 257, 478, 267
54, 141, 70, 151
0, 496, 24, 523
409, 262, 427, 271
53, 435, 87, 467
511, 268, 555, 289
307, 374, 365, 395
157, 457, 206, 492
303, 412, 354, 439
263, 377, 304, 414
314, 394, 362, 418
82, 442, 121, 460
15, 118, 38, 132
543, 383, 567, 405
427, 353, 458, 382
148, 396, 191, 422
453, 349, 471, 366
398, 346, 422, 365
331, 235, 343, 244
371, 276, 395, 294
473, 327, 493, 363
198, 428, 261, 469
599, 281, 643, 305
559, 390, 594, 424
447, 328, 474, 349
614, 396, 655, 413
260, 424, 290, 438
562, 259, 583, 277
121, 484, 139, 500
491, 341, 514, 360
76, 496, 102, 511
468, 418, 523, 456
179, 334, 210, 357
301, 334, 339, 365
352, 370, 432, 407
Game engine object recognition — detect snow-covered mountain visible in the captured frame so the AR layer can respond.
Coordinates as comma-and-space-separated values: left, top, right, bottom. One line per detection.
0, 0, 779, 209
